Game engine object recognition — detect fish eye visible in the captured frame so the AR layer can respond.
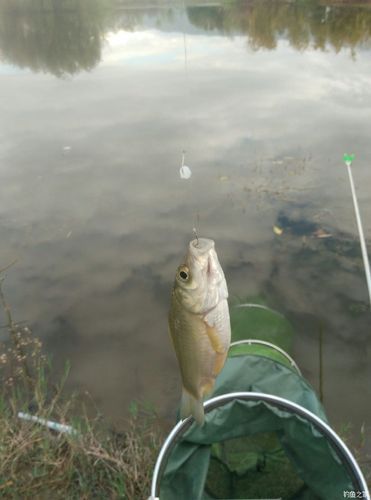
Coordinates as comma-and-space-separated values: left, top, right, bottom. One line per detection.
178, 266, 190, 282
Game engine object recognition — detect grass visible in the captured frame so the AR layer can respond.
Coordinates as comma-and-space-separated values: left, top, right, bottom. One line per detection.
0, 401, 162, 498
0, 276, 163, 499
337, 421, 371, 490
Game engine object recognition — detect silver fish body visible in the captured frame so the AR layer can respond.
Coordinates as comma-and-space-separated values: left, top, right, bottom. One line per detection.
168, 238, 231, 425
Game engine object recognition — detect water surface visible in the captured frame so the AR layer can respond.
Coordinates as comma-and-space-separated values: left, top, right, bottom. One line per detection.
0, 1, 370, 458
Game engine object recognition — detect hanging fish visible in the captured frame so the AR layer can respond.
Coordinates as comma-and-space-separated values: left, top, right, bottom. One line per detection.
168, 238, 231, 425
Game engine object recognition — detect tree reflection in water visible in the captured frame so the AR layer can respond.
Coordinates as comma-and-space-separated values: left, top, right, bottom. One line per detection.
0, 0, 109, 76
1, 0, 371, 77
187, 0, 371, 54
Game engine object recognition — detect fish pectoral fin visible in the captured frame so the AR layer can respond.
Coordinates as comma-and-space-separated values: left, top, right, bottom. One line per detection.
201, 378, 215, 398
213, 351, 228, 377
181, 387, 205, 426
205, 323, 226, 354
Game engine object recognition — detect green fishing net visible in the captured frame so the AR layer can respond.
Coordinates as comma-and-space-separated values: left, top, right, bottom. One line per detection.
159, 350, 354, 499
157, 305, 359, 499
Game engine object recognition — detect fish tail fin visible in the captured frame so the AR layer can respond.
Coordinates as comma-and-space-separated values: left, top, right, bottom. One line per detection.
180, 387, 205, 426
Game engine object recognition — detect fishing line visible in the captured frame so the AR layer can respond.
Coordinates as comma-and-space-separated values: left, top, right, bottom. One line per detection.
179, 0, 201, 241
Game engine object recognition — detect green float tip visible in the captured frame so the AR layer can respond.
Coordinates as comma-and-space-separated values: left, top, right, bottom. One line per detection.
343, 153, 355, 166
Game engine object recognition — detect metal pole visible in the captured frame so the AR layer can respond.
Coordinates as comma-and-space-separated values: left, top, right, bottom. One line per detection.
345, 157, 371, 307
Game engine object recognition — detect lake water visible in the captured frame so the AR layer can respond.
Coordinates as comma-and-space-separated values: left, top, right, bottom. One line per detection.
0, 0, 370, 456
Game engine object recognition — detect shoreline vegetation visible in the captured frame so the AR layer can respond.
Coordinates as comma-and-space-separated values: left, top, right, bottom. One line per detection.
0, 276, 163, 499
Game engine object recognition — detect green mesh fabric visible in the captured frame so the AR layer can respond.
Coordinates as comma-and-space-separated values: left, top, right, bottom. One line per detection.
159, 352, 355, 499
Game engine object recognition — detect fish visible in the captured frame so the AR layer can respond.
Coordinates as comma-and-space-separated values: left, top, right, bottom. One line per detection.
168, 238, 231, 425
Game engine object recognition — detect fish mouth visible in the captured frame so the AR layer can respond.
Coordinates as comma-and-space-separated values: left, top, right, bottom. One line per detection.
189, 238, 215, 256
188, 238, 217, 281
